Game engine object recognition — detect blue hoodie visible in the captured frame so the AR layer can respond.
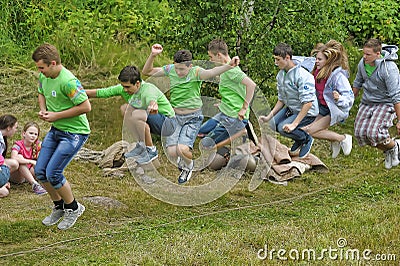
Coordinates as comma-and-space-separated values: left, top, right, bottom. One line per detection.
353, 45, 400, 105
323, 67, 354, 126
276, 64, 318, 117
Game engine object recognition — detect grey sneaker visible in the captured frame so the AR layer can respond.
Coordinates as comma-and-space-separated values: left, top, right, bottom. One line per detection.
42, 208, 64, 226
331, 141, 341, 158
384, 150, 392, 169
125, 142, 145, 158
390, 140, 399, 167
57, 203, 85, 230
136, 148, 158, 165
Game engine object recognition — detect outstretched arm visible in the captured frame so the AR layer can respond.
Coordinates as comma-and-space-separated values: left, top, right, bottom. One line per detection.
85, 89, 97, 98
142, 44, 165, 77
259, 100, 284, 123
199, 56, 240, 80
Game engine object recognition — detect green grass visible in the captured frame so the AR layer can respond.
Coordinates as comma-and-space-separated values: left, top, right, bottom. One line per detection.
1, 65, 399, 265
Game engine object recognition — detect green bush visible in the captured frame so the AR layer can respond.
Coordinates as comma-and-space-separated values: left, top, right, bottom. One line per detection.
341, 0, 400, 46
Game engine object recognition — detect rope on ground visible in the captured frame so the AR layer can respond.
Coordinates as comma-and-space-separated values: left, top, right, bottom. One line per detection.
0, 172, 363, 259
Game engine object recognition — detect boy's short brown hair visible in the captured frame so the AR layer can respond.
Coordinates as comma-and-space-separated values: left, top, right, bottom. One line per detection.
32, 43, 61, 65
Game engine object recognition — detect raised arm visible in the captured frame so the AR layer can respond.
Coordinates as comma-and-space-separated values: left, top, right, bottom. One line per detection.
142, 44, 165, 77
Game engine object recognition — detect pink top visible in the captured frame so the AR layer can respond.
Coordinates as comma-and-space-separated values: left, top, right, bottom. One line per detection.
12, 140, 42, 168
314, 69, 328, 106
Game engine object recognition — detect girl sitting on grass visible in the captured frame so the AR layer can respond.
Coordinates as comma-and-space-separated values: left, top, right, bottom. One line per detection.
0, 115, 19, 198
10, 121, 47, 195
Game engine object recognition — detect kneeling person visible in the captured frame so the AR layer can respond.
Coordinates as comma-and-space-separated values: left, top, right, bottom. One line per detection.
120, 66, 176, 164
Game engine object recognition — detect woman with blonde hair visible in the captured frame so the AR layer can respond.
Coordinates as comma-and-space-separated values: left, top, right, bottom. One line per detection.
302, 40, 354, 158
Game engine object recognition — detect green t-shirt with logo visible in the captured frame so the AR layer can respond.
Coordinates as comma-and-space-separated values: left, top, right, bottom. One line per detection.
129, 81, 175, 117
218, 66, 249, 119
162, 64, 203, 109
95, 84, 132, 102
38, 67, 90, 134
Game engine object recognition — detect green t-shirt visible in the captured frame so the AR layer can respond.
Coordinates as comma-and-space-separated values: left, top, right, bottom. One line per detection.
364, 54, 383, 77
162, 64, 203, 109
364, 63, 377, 77
38, 67, 90, 134
218, 66, 249, 119
95, 84, 132, 102
129, 81, 175, 117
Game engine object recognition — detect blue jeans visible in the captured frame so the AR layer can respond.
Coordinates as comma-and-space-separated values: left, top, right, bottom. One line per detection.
0, 165, 10, 187
270, 107, 315, 142
35, 127, 89, 189
147, 113, 176, 136
199, 112, 248, 147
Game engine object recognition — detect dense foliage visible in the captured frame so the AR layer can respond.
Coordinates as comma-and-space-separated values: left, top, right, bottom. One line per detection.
1, 0, 399, 93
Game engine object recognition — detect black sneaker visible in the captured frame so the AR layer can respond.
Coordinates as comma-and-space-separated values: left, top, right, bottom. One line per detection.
178, 167, 193, 184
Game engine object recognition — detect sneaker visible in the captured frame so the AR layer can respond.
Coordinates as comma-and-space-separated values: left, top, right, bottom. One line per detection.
299, 136, 314, 159
384, 150, 392, 169
57, 202, 85, 230
136, 148, 158, 165
42, 208, 64, 226
178, 167, 193, 184
331, 141, 341, 158
125, 142, 145, 158
289, 141, 303, 156
340, 134, 352, 156
32, 183, 47, 195
390, 140, 399, 167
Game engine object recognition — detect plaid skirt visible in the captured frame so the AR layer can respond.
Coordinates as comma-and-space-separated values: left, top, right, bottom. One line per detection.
354, 103, 396, 146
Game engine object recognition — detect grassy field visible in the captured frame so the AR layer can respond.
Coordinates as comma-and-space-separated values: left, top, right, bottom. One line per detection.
0, 67, 399, 265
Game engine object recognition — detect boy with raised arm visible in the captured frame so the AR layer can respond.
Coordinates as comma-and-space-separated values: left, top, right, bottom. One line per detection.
142, 44, 239, 184
198, 39, 256, 149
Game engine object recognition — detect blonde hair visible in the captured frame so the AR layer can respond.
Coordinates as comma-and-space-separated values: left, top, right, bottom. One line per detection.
312, 40, 349, 82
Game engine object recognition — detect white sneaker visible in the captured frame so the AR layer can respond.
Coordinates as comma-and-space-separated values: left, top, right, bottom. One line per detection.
390, 140, 399, 167
340, 134, 352, 156
331, 141, 341, 158
384, 150, 392, 169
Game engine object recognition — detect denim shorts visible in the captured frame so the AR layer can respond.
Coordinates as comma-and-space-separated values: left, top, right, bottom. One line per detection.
200, 112, 247, 147
34, 127, 89, 189
319, 104, 330, 117
165, 109, 204, 149
0, 165, 10, 187
147, 113, 177, 137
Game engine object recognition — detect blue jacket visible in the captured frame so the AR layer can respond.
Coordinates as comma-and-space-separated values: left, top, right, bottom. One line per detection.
323, 67, 354, 126
276, 64, 318, 117
353, 45, 400, 105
